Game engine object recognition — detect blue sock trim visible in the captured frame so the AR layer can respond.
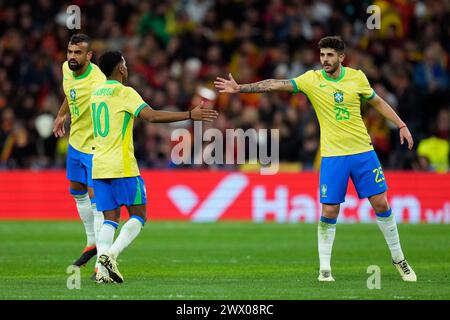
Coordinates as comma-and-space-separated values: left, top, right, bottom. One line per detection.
90, 196, 96, 205
376, 208, 392, 218
69, 188, 88, 196
320, 216, 337, 224
103, 220, 119, 229
130, 215, 145, 226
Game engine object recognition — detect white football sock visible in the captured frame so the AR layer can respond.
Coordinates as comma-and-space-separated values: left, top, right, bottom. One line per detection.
92, 204, 104, 244
376, 209, 405, 263
97, 221, 117, 258
318, 218, 337, 272
91, 202, 104, 270
107, 216, 144, 260
71, 191, 95, 247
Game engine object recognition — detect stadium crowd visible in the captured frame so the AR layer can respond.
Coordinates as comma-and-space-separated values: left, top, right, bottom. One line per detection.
0, 0, 449, 172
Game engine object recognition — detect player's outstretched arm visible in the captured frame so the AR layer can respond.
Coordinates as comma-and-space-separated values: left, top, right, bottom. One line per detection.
214, 73, 295, 93
53, 97, 69, 138
369, 95, 414, 150
139, 101, 218, 123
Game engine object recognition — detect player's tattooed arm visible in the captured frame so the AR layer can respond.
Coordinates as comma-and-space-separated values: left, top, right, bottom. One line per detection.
214, 73, 295, 93
239, 79, 294, 93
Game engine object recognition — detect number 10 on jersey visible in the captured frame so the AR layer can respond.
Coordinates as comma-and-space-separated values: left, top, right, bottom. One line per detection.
91, 102, 109, 137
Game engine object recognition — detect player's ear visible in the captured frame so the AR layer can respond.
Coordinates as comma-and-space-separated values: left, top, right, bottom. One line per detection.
86, 51, 93, 61
118, 63, 125, 75
338, 52, 345, 63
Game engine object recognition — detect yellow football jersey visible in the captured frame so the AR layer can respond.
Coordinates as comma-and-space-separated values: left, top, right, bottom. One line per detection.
90, 80, 148, 179
62, 62, 106, 154
291, 66, 376, 157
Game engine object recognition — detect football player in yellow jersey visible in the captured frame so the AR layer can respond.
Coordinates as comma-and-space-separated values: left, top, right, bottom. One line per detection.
53, 34, 105, 271
92, 51, 218, 283
215, 36, 417, 282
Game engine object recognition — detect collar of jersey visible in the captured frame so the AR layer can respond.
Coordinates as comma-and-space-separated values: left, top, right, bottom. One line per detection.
105, 79, 121, 85
321, 66, 346, 82
73, 63, 92, 80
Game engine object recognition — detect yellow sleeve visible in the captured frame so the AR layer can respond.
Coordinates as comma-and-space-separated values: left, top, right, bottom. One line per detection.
91, 64, 106, 87
358, 70, 376, 100
290, 70, 313, 95
62, 61, 71, 77
121, 87, 149, 117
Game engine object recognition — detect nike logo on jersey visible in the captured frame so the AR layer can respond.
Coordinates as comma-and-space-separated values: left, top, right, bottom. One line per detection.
319, 84, 327, 87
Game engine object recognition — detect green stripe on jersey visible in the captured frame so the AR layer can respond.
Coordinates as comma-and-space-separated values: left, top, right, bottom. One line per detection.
367, 90, 376, 100
134, 103, 148, 117
73, 63, 92, 80
122, 112, 132, 140
290, 79, 299, 94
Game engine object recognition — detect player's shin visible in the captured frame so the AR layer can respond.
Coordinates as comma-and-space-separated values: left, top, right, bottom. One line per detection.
97, 220, 118, 258
107, 216, 145, 260
91, 199, 104, 244
91, 200, 104, 272
70, 189, 96, 246
96, 220, 118, 278
375, 208, 404, 263
318, 216, 337, 272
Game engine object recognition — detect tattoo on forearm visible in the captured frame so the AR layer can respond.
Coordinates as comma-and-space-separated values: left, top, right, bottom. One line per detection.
239, 79, 291, 93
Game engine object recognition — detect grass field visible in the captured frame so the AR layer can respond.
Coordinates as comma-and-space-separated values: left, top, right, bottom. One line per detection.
0, 221, 449, 300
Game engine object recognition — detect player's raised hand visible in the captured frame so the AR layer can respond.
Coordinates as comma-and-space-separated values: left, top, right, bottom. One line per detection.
190, 101, 219, 122
399, 125, 414, 150
214, 73, 240, 93
53, 114, 67, 138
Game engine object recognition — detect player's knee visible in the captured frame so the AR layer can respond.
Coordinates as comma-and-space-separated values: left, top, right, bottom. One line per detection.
70, 181, 87, 192
322, 204, 340, 219
129, 205, 147, 224
373, 201, 390, 213
370, 194, 390, 212
103, 210, 120, 223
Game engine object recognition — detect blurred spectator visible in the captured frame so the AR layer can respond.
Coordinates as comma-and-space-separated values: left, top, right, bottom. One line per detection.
412, 154, 432, 172
0, 0, 448, 172
0, 108, 35, 168
417, 135, 449, 173
415, 108, 450, 173
435, 108, 449, 141
414, 42, 449, 94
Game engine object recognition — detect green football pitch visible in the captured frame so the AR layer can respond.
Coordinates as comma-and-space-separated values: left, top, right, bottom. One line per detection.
0, 221, 449, 300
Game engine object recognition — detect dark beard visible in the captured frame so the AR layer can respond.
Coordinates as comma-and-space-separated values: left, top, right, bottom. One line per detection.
323, 62, 339, 74
329, 62, 340, 74
68, 60, 82, 71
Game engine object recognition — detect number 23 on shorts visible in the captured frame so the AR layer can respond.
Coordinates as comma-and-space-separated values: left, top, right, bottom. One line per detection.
373, 166, 385, 183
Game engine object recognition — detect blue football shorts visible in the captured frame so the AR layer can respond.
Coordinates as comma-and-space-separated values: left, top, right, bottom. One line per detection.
92, 176, 147, 212
66, 144, 93, 187
319, 150, 388, 204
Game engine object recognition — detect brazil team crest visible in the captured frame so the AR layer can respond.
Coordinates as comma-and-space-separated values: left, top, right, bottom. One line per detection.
70, 89, 76, 101
321, 184, 327, 197
334, 91, 344, 103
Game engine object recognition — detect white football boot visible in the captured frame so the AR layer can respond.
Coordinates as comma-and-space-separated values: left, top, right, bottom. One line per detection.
95, 265, 113, 284
318, 270, 335, 282
99, 253, 124, 283
393, 259, 417, 282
